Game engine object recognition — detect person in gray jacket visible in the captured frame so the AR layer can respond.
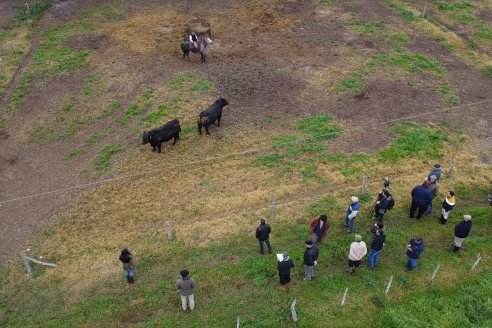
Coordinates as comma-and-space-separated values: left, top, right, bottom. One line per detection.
426, 175, 440, 214
176, 270, 197, 311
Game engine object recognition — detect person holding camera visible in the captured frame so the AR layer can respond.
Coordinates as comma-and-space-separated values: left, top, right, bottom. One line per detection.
374, 190, 393, 221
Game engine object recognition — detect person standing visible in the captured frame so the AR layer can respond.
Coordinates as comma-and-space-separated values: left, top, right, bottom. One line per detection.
426, 175, 440, 214
368, 229, 385, 269
303, 240, 319, 281
176, 270, 197, 311
255, 218, 272, 254
406, 236, 425, 271
374, 190, 393, 222
410, 181, 433, 219
453, 215, 472, 252
428, 163, 442, 182
310, 215, 330, 243
277, 252, 295, 291
348, 234, 367, 274
345, 196, 360, 233
119, 248, 135, 284
440, 191, 456, 224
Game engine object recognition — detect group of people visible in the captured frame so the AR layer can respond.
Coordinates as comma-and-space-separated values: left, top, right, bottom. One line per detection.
118, 163, 478, 308
256, 163, 475, 289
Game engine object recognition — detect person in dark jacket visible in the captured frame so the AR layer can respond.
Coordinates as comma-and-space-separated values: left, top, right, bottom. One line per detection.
277, 252, 295, 291
256, 218, 272, 254
119, 248, 135, 284
310, 215, 330, 243
176, 270, 197, 311
368, 229, 385, 269
452, 215, 472, 252
374, 190, 393, 222
426, 175, 440, 214
428, 163, 442, 182
440, 191, 456, 224
410, 181, 433, 219
406, 236, 425, 271
303, 240, 319, 281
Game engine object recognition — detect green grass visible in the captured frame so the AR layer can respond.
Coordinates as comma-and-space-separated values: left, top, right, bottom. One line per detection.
388, 2, 416, 21
481, 66, 492, 78
378, 122, 449, 162
450, 13, 476, 24
28, 115, 83, 144
117, 104, 146, 125
339, 73, 364, 92
188, 80, 213, 92
97, 101, 122, 120
436, 1, 473, 10
6, 72, 31, 112
447, 95, 461, 105
473, 27, 492, 40
143, 104, 169, 125
370, 53, 445, 74
94, 144, 123, 171
298, 114, 342, 140
169, 72, 196, 90
15, 0, 51, 22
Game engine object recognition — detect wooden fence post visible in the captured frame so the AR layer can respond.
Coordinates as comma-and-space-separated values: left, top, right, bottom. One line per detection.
422, 6, 426, 18
431, 264, 440, 281
446, 158, 455, 178
291, 299, 298, 322
166, 221, 173, 240
20, 251, 32, 277
385, 276, 394, 295
271, 194, 276, 218
362, 176, 366, 194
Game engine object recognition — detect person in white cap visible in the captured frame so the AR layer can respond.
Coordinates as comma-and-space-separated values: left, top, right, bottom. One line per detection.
453, 215, 472, 252
348, 234, 367, 274
344, 196, 360, 233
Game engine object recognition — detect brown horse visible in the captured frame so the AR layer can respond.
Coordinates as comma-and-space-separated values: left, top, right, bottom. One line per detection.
181, 37, 212, 64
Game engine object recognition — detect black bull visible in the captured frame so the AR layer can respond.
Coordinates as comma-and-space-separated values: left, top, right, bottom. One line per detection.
197, 98, 229, 135
142, 119, 181, 153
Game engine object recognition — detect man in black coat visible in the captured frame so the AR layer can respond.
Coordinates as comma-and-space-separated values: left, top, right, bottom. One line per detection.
303, 240, 319, 281
277, 252, 295, 291
255, 218, 272, 254
453, 215, 472, 252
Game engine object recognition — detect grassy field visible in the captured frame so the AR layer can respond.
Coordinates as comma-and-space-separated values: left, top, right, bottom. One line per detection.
0, 0, 491, 327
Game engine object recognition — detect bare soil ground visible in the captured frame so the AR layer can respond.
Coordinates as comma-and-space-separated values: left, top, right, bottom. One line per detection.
0, 0, 491, 261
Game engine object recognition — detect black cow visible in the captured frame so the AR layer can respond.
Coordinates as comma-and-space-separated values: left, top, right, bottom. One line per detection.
142, 119, 181, 153
197, 98, 229, 135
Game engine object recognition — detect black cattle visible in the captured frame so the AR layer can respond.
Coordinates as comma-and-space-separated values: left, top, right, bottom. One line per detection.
142, 119, 181, 153
197, 98, 229, 135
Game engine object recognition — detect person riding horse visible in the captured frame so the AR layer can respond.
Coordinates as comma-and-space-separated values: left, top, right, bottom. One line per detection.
189, 32, 198, 50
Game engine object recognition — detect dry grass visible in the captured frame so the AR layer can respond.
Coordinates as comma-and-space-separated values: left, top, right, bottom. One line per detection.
0, 26, 31, 97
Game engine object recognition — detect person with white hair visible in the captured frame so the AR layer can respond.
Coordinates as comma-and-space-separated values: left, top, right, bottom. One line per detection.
277, 252, 295, 291
344, 196, 361, 233
348, 234, 367, 274
453, 215, 472, 252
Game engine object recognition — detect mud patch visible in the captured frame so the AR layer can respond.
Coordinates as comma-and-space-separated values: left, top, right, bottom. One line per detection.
66, 34, 110, 53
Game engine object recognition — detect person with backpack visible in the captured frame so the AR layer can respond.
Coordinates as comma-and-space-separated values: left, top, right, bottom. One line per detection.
119, 248, 135, 284
255, 218, 272, 254
345, 196, 360, 233
374, 190, 394, 222
303, 240, 319, 281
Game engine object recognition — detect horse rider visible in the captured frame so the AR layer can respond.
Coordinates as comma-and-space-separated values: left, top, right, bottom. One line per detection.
189, 32, 198, 49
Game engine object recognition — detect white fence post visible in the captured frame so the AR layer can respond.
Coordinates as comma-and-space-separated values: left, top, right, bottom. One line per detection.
341, 287, 348, 306
291, 299, 298, 322
166, 221, 173, 240
431, 264, 440, 281
385, 275, 394, 295
237, 316, 240, 328
471, 254, 482, 271
20, 251, 32, 277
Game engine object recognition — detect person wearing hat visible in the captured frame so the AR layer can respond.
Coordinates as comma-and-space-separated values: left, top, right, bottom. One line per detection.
189, 31, 198, 49
440, 191, 456, 224
303, 240, 319, 281
277, 252, 295, 291
452, 215, 472, 252
176, 270, 197, 311
406, 236, 425, 271
426, 175, 440, 214
119, 248, 135, 284
410, 180, 433, 219
310, 215, 330, 244
345, 196, 361, 233
374, 190, 393, 222
428, 163, 442, 182
255, 218, 272, 255
348, 234, 367, 274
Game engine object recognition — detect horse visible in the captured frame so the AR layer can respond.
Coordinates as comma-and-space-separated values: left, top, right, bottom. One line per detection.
181, 37, 213, 64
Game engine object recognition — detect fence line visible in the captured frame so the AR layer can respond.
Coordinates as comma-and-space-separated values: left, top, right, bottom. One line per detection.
341, 287, 349, 306
1, 99, 490, 205
385, 276, 394, 295
471, 254, 482, 271
291, 299, 298, 322
431, 264, 440, 281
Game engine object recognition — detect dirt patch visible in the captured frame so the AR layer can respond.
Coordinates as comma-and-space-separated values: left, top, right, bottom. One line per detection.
66, 33, 110, 53
477, 11, 492, 22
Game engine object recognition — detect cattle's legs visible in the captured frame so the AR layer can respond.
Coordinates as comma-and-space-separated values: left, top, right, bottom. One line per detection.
152, 146, 156, 152
157, 144, 162, 153
172, 135, 178, 145
205, 125, 210, 135
197, 122, 202, 135
217, 114, 222, 127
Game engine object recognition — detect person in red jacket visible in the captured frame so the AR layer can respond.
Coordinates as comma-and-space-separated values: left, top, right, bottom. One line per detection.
310, 215, 330, 244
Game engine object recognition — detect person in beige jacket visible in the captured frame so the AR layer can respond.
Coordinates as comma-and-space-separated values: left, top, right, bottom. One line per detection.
348, 234, 367, 274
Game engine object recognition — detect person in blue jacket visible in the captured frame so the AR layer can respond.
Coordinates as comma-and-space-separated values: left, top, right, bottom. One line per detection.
406, 236, 425, 271
410, 180, 433, 219
345, 196, 361, 233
